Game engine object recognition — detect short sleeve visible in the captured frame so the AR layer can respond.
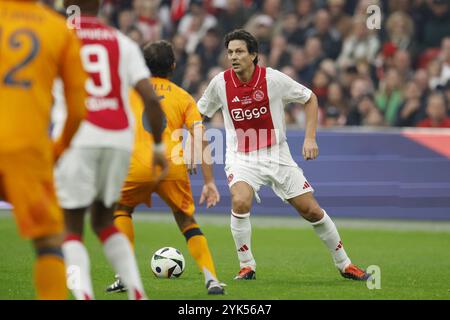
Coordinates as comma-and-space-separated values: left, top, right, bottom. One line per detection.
125, 37, 151, 87
59, 29, 87, 108
197, 75, 222, 118
273, 69, 312, 105
184, 95, 203, 129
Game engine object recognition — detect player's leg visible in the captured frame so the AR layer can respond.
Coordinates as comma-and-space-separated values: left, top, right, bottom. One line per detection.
172, 211, 224, 294
156, 176, 224, 294
55, 148, 98, 299
107, 160, 156, 293
107, 203, 135, 293
230, 181, 257, 279
93, 148, 146, 300
91, 201, 146, 300
113, 203, 136, 249
288, 192, 371, 280
1, 152, 67, 299
62, 208, 95, 300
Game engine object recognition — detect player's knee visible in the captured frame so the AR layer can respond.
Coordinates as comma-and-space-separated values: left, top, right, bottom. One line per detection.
91, 216, 114, 235
301, 205, 323, 223
33, 233, 64, 250
174, 212, 196, 232
232, 197, 252, 213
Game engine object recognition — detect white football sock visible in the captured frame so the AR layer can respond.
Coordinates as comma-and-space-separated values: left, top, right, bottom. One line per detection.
62, 237, 94, 300
311, 210, 351, 271
100, 226, 147, 300
230, 211, 256, 270
203, 267, 217, 286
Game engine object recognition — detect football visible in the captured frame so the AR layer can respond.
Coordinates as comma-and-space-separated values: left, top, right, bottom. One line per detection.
150, 247, 185, 278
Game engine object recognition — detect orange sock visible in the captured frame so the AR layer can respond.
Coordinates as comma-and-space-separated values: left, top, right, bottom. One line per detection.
34, 254, 67, 300
114, 210, 134, 249
183, 224, 217, 280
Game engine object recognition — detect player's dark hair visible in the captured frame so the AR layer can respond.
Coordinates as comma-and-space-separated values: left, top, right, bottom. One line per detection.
64, 0, 100, 15
142, 40, 175, 78
224, 29, 259, 65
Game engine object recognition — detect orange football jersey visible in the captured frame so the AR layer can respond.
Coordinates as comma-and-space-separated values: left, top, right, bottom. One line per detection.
129, 77, 203, 168
0, 0, 87, 156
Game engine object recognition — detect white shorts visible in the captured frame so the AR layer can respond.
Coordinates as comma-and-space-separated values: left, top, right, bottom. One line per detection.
55, 147, 130, 209
225, 159, 314, 203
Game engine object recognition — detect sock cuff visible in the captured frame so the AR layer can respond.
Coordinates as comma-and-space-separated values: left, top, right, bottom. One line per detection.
114, 210, 133, 219
64, 233, 82, 243
98, 225, 120, 243
231, 211, 250, 219
310, 209, 330, 226
183, 227, 204, 241
36, 247, 64, 259
181, 223, 200, 234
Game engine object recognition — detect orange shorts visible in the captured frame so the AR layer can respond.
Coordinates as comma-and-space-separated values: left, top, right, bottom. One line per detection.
0, 150, 63, 239
120, 155, 195, 216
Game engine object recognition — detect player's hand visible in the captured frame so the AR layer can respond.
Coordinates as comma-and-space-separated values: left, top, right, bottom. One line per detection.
153, 150, 169, 183
199, 182, 220, 208
302, 138, 319, 161
187, 163, 197, 175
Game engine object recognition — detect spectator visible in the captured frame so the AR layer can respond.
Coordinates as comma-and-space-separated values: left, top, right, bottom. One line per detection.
117, 9, 136, 34
438, 37, 450, 88
133, 0, 163, 43
347, 94, 385, 126
312, 70, 332, 107
277, 12, 303, 45
337, 15, 380, 69
246, 14, 274, 55
268, 34, 290, 69
416, 0, 450, 50
416, 92, 450, 127
395, 81, 425, 127
171, 33, 189, 85
290, 46, 315, 86
384, 11, 416, 54
126, 25, 145, 47
291, 0, 316, 46
195, 27, 222, 77
323, 105, 343, 128
177, 0, 218, 53
327, 0, 352, 40
305, 36, 325, 75
305, 9, 342, 60
375, 68, 404, 125
326, 82, 349, 119
392, 50, 414, 83
216, 0, 252, 35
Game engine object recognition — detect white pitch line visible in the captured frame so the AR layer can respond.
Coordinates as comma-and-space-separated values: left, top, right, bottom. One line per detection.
1, 210, 450, 233
131, 212, 450, 233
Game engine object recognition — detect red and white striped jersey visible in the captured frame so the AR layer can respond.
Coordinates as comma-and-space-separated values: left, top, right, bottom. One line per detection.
198, 65, 312, 165
53, 16, 150, 151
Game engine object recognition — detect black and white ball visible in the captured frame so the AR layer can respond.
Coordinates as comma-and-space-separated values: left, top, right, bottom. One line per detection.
150, 247, 185, 278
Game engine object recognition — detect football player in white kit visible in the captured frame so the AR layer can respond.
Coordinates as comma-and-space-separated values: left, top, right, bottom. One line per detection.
198, 30, 371, 282
52, 0, 167, 300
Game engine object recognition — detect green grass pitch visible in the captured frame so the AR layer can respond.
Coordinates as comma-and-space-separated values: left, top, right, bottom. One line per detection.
1, 211, 450, 300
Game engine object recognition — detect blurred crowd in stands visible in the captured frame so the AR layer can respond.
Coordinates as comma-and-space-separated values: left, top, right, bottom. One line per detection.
46, 0, 450, 128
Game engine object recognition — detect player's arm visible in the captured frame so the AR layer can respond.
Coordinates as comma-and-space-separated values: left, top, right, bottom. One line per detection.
186, 91, 220, 208
189, 123, 220, 208
134, 79, 168, 176
127, 38, 168, 176
302, 92, 319, 161
54, 30, 87, 161
277, 69, 319, 160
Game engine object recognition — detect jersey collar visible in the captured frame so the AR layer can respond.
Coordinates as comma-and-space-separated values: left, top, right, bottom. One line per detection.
230, 64, 262, 89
